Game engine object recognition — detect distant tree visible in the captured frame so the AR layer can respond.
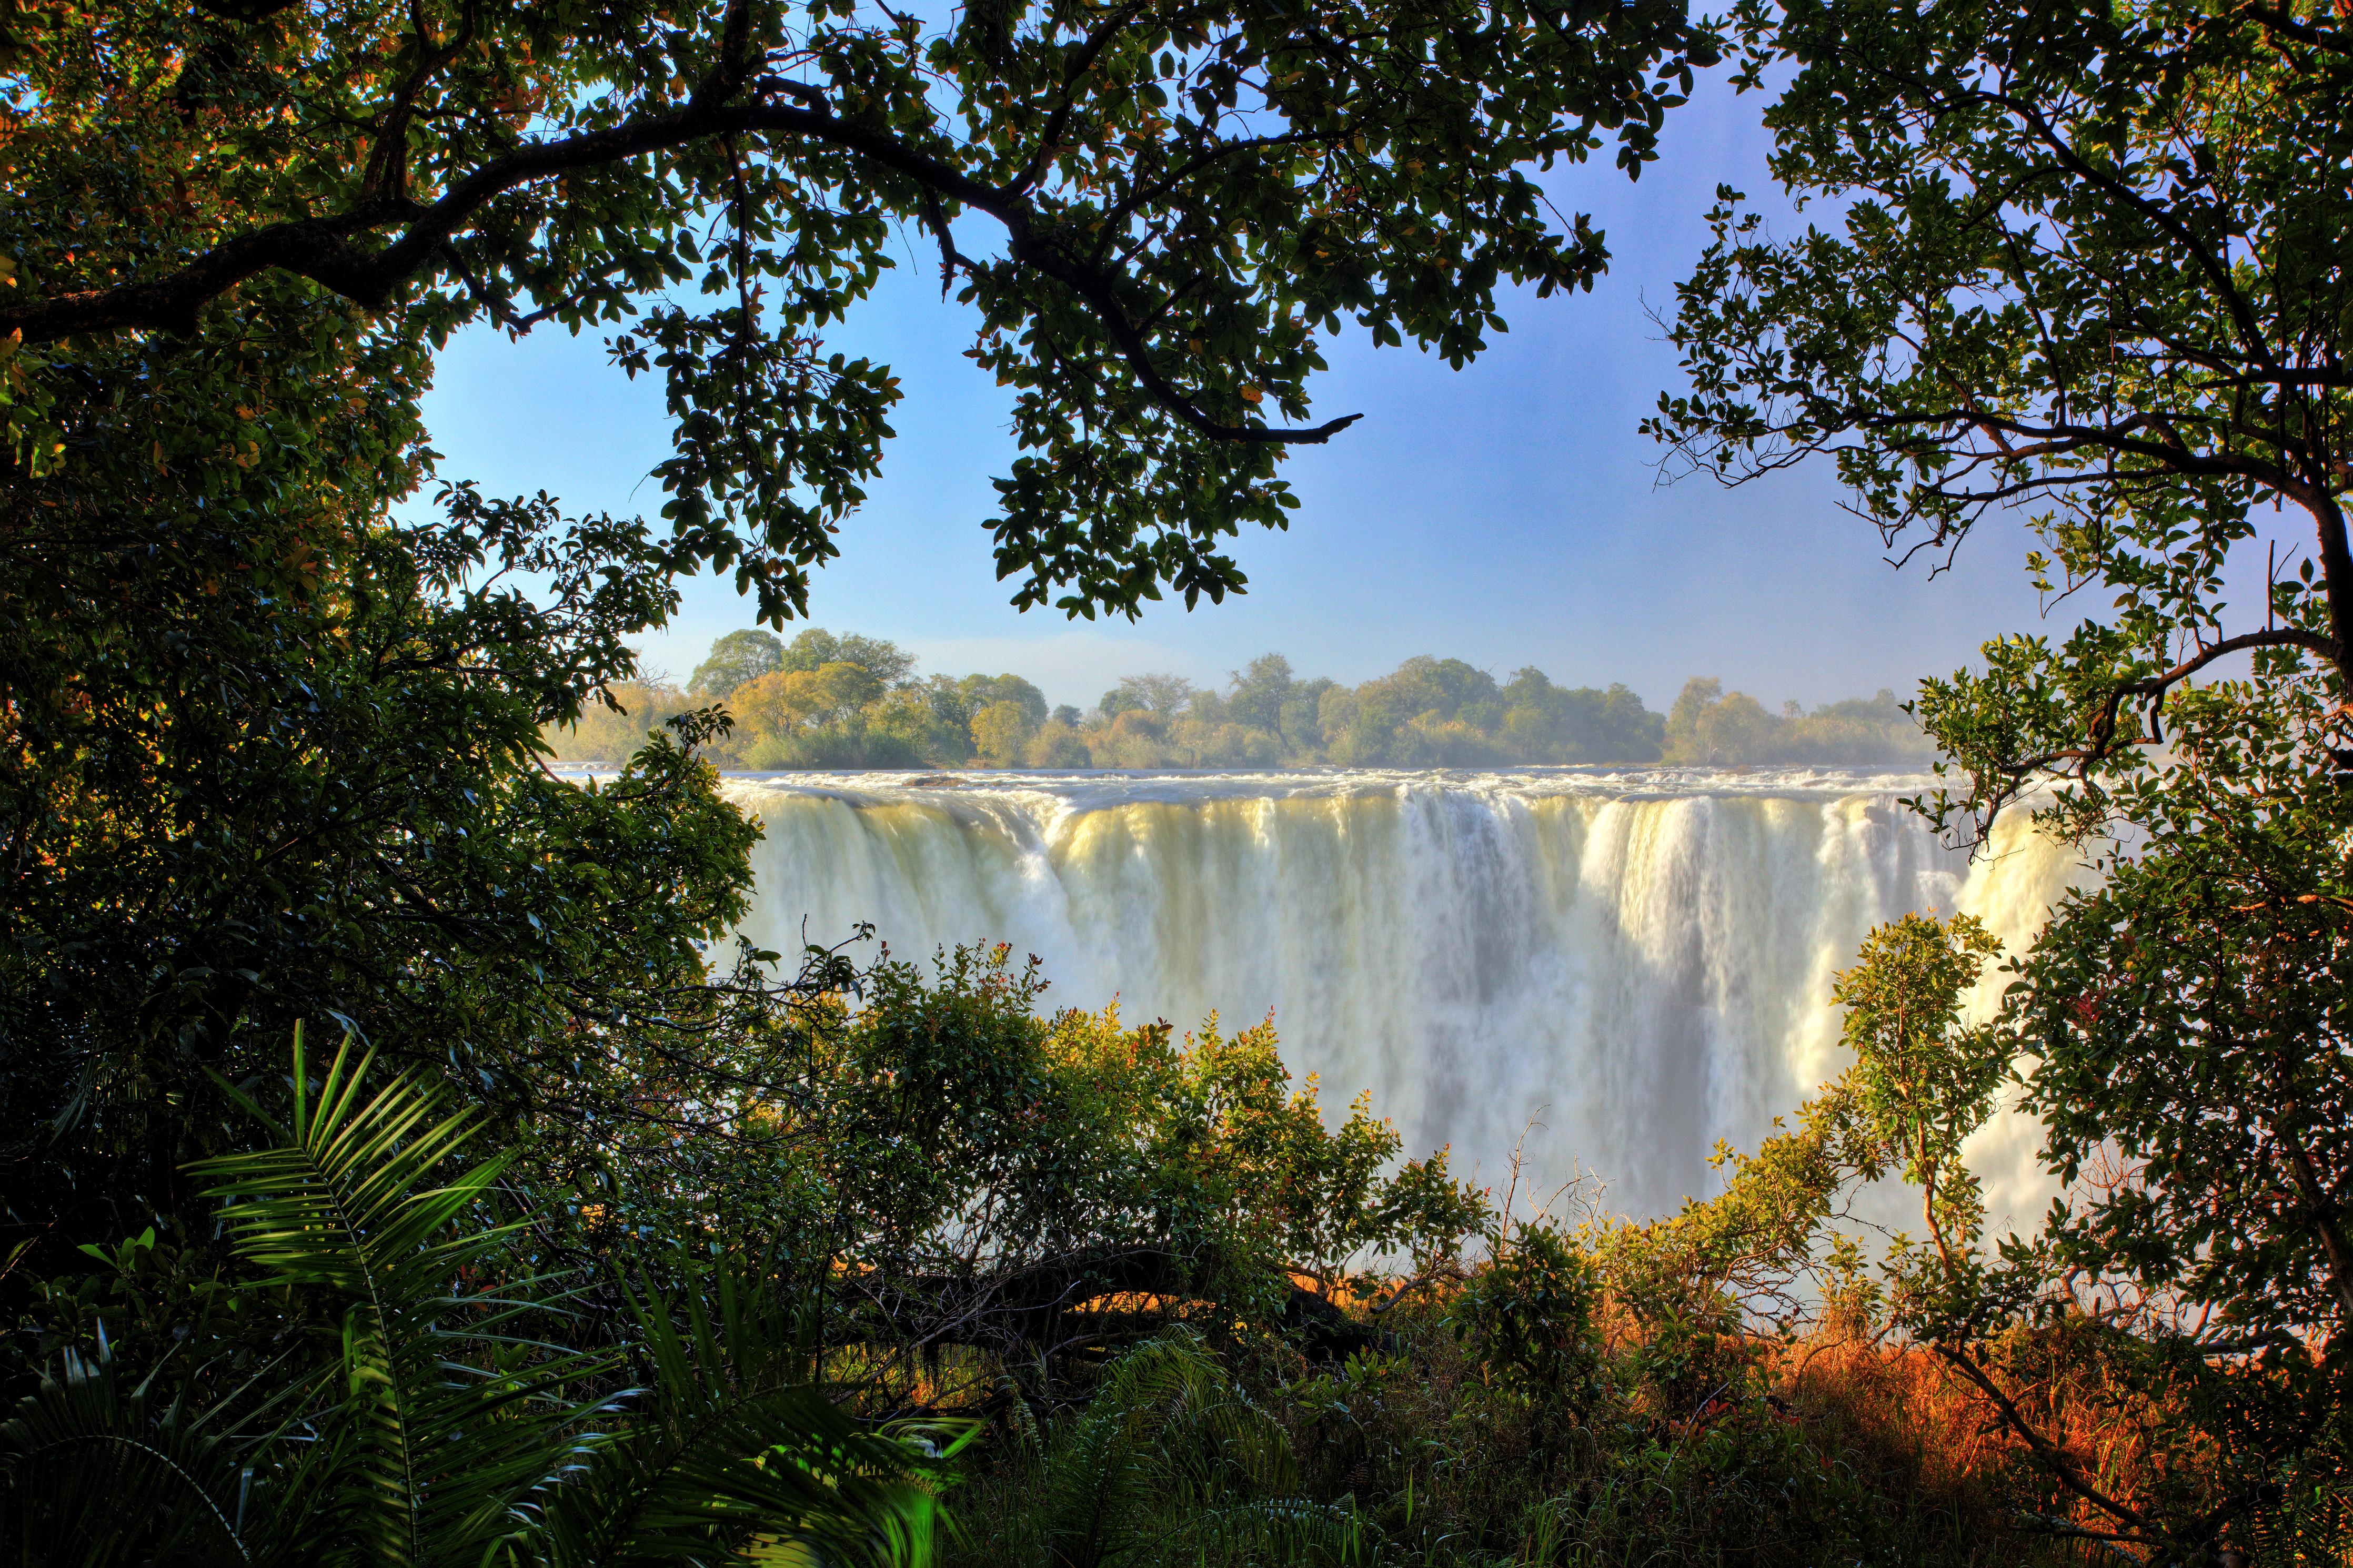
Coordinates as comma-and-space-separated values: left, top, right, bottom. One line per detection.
1594, 682, 1668, 760
1281, 679, 1338, 757
1101, 674, 1199, 718
731, 662, 885, 735
971, 701, 1037, 768
863, 687, 969, 766
1109, 710, 1169, 742
1226, 655, 1298, 745
690, 630, 787, 696
1664, 677, 1777, 764
778, 628, 846, 672
1051, 704, 1084, 728
959, 674, 1050, 729
1496, 670, 1665, 762
1184, 688, 1232, 726
1318, 684, 1395, 766
779, 629, 918, 686
1787, 691, 1932, 765
1363, 656, 1501, 722
1027, 720, 1092, 768
1660, 677, 1925, 765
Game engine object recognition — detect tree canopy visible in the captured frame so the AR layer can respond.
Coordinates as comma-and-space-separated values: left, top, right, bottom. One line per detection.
1656, 0, 2353, 1548
550, 633, 1935, 768
691, 628, 792, 695
2, 0, 1717, 622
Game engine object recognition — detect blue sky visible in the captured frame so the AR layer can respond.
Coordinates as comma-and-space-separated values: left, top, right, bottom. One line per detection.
417, 72, 2059, 715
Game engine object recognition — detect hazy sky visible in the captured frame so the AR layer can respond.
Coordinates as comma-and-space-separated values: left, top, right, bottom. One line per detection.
416, 72, 2059, 714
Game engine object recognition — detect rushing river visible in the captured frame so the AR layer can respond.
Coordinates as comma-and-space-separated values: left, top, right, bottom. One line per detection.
721, 767, 2087, 1228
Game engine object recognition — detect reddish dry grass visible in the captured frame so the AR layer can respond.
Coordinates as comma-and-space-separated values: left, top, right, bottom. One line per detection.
1766, 1325, 2180, 1558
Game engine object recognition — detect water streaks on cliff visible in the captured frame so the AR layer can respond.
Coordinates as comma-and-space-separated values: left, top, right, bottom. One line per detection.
725, 768, 2083, 1224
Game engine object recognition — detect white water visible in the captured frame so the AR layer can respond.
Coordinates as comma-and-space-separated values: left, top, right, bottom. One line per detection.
722, 767, 2086, 1228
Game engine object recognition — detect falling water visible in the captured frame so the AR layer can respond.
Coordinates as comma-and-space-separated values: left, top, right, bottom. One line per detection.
723, 767, 2086, 1227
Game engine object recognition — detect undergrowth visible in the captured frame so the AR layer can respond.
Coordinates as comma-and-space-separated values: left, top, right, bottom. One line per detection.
944, 1288, 2187, 1568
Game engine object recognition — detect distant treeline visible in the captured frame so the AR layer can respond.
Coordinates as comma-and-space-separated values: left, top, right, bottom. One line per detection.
545, 629, 1934, 768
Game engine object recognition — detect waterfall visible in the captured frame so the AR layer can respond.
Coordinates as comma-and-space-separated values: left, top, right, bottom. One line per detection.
724, 767, 2086, 1228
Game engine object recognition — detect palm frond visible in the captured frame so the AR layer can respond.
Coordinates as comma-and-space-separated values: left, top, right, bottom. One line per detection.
14, 1027, 948, 1568
532, 1258, 951, 1568
0, 1337, 254, 1568
193, 1024, 611, 1568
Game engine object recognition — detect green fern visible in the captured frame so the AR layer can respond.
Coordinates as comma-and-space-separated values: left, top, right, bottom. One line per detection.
988, 1328, 1361, 1568
190, 1024, 607, 1566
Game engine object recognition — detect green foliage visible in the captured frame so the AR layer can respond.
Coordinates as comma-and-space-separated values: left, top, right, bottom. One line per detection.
2014, 756, 2350, 1341
1450, 1222, 1605, 1421
1663, 679, 1934, 766
1, 1028, 947, 1567
558, 640, 1957, 772
780, 631, 919, 688
1653, 0, 2353, 1549
692, 630, 791, 697
1, 0, 1716, 625
969, 700, 1037, 768
1833, 915, 2005, 1280
958, 1329, 1357, 1568
0, 1335, 297, 1567
1588, 914, 2000, 1341
949, 1236, 2062, 1568
1, 463, 782, 1240
746, 945, 1486, 1362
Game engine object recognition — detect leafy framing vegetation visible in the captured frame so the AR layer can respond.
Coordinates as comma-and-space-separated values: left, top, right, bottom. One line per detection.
0, 0, 1717, 623
0, 0, 1713, 1313
1648, 0, 2353, 1552
3, 1027, 952, 1567
14, 925, 2330, 1564
7, 0, 2351, 1555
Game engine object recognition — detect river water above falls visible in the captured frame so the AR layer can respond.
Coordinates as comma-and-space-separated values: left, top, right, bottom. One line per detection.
721, 766, 2086, 1228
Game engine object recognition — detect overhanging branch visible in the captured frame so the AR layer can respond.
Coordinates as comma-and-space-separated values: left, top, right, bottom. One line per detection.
0, 79, 1362, 446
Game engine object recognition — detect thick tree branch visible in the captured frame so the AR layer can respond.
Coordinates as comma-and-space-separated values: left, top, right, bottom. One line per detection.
1929, 1340, 2149, 1533
361, 0, 481, 204
1999, 628, 2343, 781
843, 1245, 1383, 1362
2126, 627, 2342, 697
2240, 2, 2353, 57
2279, 1127, 2353, 1325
